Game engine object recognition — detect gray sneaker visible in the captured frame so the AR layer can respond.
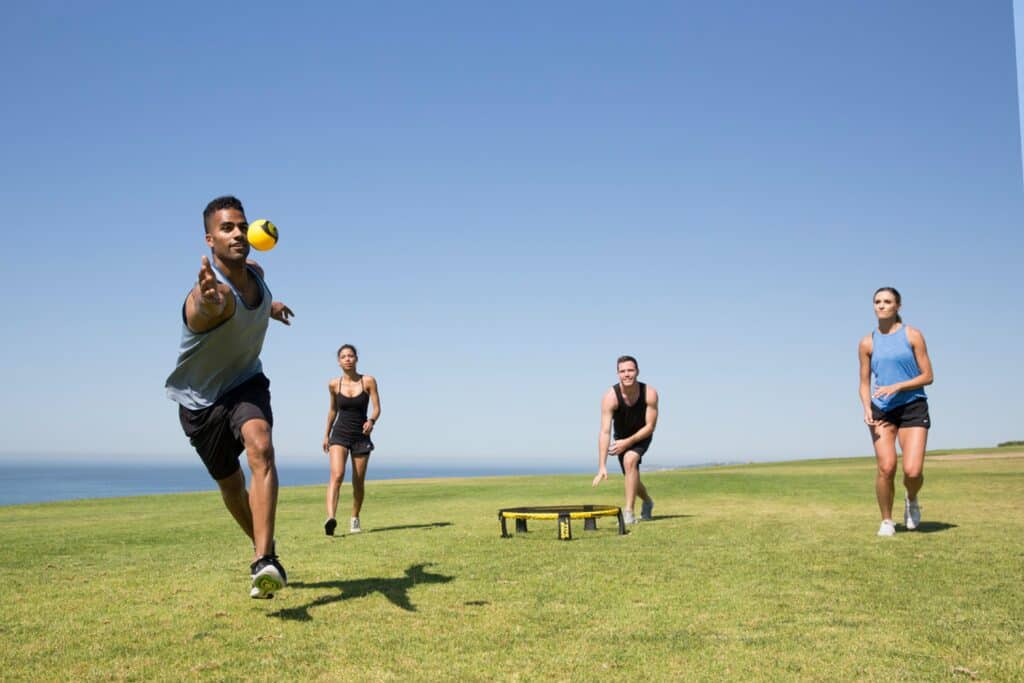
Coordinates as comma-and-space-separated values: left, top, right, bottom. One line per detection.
904, 497, 921, 531
640, 498, 654, 521
350, 517, 362, 533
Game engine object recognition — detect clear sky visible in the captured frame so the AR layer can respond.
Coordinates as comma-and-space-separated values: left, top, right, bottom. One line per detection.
2, 2, 1021, 471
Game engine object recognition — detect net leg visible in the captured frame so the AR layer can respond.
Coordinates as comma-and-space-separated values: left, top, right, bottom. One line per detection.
558, 513, 572, 541
500, 514, 510, 538
515, 518, 528, 534
616, 509, 626, 535
584, 517, 597, 531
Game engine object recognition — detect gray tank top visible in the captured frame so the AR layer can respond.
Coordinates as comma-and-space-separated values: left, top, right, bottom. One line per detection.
165, 264, 272, 410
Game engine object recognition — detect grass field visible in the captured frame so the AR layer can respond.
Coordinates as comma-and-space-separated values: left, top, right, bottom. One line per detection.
3, 453, 1023, 681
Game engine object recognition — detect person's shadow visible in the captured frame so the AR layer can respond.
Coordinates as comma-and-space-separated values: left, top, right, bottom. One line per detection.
268, 563, 454, 621
366, 522, 452, 534
642, 514, 692, 523
903, 521, 958, 534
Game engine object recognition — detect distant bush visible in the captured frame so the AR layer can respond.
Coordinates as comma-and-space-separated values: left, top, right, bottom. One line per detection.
997, 441, 1024, 448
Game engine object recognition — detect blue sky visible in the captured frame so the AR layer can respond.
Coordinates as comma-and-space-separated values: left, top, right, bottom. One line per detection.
2, 2, 1021, 472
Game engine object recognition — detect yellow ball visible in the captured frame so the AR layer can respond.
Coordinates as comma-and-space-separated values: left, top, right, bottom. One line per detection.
247, 219, 279, 251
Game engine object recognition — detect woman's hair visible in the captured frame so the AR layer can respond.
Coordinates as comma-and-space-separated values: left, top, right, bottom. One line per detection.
337, 344, 358, 358
874, 287, 902, 323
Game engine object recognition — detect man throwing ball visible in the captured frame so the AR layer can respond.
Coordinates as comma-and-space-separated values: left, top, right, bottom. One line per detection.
593, 355, 658, 524
166, 196, 294, 598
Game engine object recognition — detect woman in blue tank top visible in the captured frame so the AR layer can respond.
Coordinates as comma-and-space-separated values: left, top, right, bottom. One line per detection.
858, 287, 934, 537
321, 344, 382, 535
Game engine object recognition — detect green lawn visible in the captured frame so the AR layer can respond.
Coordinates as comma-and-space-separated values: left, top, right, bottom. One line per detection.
3, 454, 1022, 681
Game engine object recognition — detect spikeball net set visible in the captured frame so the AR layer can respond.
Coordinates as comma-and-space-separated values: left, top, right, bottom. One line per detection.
497, 504, 626, 541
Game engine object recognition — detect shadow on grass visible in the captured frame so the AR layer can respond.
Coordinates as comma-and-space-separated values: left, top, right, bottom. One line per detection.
645, 514, 693, 522
365, 521, 453, 534
901, 521, 958, 534
268, 563, 454, 621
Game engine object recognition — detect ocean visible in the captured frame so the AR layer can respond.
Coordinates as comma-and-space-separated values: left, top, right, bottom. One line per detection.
0, 459, 590, 506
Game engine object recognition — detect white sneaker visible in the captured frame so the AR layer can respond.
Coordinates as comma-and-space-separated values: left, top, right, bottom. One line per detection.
623, 510, 637, 525
350, 517, 362, 533
904, 497, 921, 531
249, 555, 287, 599
877, 519, 896, 537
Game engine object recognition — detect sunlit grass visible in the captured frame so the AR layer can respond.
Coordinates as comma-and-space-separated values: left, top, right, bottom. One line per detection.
3, 454, 1022, 681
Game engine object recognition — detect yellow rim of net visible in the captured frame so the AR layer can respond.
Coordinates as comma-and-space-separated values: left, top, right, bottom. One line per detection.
498, 505, 621, 521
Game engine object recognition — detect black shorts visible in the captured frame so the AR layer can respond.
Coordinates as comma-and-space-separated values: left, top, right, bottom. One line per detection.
615, 437, 652, 474
328, 429, 374, 456
872, 398, 931, 430
178, 373, 273, 480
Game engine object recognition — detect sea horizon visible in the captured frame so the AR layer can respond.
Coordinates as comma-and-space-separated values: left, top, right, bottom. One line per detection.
0, 457, 722, 507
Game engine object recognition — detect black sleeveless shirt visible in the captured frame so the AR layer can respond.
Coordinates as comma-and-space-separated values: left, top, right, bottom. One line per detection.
331, 377, 370, 438
612, 382, 646, 439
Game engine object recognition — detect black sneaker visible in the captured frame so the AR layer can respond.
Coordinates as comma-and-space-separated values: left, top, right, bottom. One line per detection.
324, 518, 337, 536
250, 555, 287, 599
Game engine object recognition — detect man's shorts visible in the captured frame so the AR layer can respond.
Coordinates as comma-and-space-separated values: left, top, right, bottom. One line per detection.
615, 437, 652, 474
178, 373, 273, 480
871, 398, 931, 430
328, 429, 374, 456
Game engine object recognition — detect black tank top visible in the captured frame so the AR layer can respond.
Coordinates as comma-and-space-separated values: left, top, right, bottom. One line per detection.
332, 377, 370, 436
612, 382, 646, 439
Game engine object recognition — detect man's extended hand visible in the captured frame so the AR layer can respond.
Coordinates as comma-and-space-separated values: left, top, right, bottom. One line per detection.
592, 467, 607, 487
271, 302, 294, 325
198, 256, 227, 306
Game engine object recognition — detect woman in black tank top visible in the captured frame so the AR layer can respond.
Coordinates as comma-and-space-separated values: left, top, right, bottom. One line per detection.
322, 344, 381, 535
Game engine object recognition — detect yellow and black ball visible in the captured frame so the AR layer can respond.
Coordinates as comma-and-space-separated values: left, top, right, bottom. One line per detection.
247, 219, 278, 251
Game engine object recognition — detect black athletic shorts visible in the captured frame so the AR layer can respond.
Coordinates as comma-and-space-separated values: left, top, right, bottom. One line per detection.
872, 398, 930, 430
615, 437, 652, 474
178, 373, 273, 480
328, 429, 374, 456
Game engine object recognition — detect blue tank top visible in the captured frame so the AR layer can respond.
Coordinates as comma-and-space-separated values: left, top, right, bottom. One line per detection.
870, 326, 927, 411
165, 264, 272, 410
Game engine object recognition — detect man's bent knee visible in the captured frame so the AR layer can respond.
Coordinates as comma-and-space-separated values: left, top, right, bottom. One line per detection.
241, 419, 273, 453
248, 448, 276, 475
242, 426, 275, 467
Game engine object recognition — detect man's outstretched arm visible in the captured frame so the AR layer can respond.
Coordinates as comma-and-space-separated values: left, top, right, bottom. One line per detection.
593, 391, 616, 487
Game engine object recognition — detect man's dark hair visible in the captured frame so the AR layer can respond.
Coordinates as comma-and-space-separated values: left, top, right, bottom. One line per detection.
616, 355, 638, 370
203, 196, 245, 233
